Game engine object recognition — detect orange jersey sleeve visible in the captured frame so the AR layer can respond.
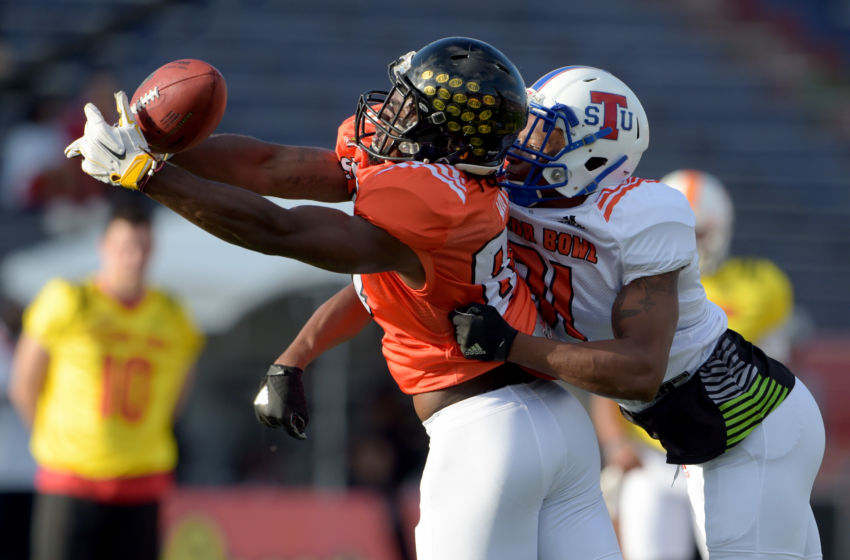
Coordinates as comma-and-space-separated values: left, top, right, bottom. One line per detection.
335, 115, 369, 195
351, 161, 539, 394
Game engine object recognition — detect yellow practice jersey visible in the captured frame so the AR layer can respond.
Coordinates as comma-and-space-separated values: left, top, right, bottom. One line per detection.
701, 257, 793, 344
25, 277, 204, 481
629, 257, 793, 450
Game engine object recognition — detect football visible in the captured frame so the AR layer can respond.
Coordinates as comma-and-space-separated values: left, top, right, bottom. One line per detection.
130, 59, 227, 153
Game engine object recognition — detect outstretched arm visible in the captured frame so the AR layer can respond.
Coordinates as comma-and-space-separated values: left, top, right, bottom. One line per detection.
65, 93, 422, 283
143, 163, 423, 283
453, 270, 680, 401
169, 134, 351, 202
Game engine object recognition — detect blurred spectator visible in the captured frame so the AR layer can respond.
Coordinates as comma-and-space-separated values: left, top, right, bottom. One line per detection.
9, 197, 204, 560
1, 70, 120, 234
0, 40, 13, 82
0, 94, 70, 211
0, 294, 36, 560
62, 69, 120, 140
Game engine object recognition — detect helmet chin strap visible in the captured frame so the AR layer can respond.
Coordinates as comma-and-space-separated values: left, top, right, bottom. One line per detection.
427, 145, 501, 176
456, 162, 499, 175
507, 188, 549, 207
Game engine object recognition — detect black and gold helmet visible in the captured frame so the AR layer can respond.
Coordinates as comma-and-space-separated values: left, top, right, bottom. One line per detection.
355, 37, 527, 175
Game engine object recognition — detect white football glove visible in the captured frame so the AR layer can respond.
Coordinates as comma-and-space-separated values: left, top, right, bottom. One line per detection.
65, 91, 161, 191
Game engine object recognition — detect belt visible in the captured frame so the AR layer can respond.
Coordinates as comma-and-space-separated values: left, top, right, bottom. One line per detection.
655, 371, 691, 399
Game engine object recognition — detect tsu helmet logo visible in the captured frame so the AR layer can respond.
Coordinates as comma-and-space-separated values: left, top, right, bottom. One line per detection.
584, 91, 633, 140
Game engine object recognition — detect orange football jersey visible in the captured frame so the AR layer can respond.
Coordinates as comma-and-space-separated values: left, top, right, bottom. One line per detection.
336, 117, 539, 394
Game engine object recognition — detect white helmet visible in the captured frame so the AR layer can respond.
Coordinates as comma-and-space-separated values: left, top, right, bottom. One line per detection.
662, 169, 734, 275
502, 66, 649, 206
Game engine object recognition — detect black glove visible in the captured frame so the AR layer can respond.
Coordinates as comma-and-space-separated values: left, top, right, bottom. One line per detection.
449, 302, 519, 362
253, 364, 309, 440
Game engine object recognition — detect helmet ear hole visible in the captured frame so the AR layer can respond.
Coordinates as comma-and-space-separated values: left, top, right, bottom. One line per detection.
585, 157, 607, 171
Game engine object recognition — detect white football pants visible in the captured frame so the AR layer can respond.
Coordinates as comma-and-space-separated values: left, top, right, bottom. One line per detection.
617, 445, 705, 560
416, 379, 622, 560
683, 379, 825, 559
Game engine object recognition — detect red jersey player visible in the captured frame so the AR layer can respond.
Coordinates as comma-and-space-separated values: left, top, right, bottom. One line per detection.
65, 38, 623, 559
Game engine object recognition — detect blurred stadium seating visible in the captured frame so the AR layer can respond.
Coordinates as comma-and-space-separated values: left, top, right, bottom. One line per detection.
2, 0, 849, 328
1, 0, 848, 558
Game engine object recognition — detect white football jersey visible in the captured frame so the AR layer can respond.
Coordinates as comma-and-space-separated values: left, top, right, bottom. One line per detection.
507, 177, 728, 410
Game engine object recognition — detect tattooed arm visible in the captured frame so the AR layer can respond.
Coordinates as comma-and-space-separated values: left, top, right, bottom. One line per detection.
508, 270, 680, 401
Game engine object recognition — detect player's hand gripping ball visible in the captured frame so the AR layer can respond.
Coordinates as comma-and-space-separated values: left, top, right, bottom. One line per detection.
130, 58, 227, 153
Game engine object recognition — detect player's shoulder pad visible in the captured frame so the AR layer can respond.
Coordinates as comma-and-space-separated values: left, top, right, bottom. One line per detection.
40, 277, 88, 311
362, 161, 471, 211
594, 177, 694, 231
23, 277, 89, 335
355, 162, 469, 249
335, 114, 361, 158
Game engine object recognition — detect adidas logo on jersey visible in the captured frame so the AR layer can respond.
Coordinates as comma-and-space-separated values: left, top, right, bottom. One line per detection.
558, 215, 585, 230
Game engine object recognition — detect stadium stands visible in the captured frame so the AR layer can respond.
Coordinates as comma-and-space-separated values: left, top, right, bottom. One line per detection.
1, 0, 848, 328
1, 1, 848, 556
